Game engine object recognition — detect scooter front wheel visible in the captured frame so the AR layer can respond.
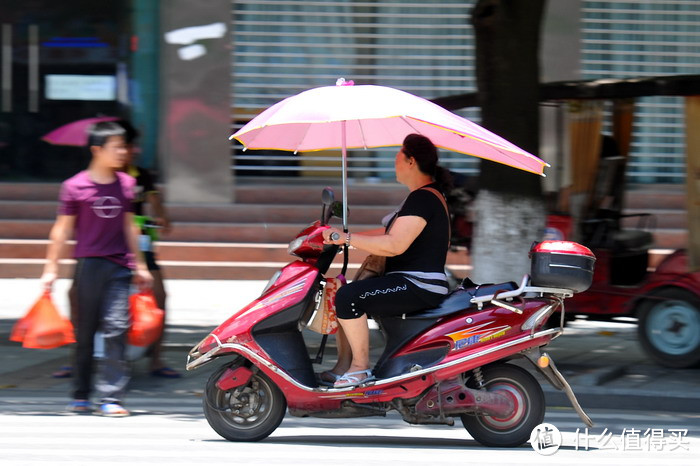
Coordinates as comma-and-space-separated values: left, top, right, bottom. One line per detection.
460, 364, 545, 447
203, 362, 287, 442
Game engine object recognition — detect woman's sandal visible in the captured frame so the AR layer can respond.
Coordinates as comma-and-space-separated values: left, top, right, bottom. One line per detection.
333, 369, 375, 388
97, 403, 130, 417
316, 371, 342, 386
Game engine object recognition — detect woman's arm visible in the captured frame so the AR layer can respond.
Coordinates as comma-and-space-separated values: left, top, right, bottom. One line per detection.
357, 227, 386, 236
324, 215, 427, 257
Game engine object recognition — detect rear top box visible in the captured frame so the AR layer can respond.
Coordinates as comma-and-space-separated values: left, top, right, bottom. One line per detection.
530, 241, 596, 293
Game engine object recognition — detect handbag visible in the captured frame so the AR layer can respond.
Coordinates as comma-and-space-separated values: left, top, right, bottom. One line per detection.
127, 291, 165, 347
307, 276, 345, 334
353, 254, 386, 281
10, 291, 75, 349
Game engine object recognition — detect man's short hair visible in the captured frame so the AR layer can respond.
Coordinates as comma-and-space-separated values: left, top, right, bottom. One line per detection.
87, 121, 126, 148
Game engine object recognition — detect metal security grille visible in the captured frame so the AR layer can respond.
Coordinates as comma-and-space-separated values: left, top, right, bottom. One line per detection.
230, 0, 480, 180
582, 1, 700, 183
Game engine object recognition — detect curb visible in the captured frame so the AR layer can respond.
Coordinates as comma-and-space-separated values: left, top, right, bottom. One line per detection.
543, 386, 699, 413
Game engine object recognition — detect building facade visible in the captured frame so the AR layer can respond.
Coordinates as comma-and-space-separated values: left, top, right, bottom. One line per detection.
1, 1, 696, 203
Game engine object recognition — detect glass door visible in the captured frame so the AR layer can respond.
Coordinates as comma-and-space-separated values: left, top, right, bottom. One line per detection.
0, 1, 130, 181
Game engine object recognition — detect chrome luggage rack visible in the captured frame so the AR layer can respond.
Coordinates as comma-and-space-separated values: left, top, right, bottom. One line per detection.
470, 275, 574, 311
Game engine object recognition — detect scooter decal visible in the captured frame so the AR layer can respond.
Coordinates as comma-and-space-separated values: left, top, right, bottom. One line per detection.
448, 322, 511, 350
245, 279, 308, 314
320, 389, 384, 399
479, 326, 510, 343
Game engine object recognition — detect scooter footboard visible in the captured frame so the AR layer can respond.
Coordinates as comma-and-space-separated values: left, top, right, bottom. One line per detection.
255, 331, 317, 387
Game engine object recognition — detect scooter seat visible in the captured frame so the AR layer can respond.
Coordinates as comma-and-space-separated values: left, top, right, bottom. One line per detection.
612, 229, 653, 251
403, 281, 518, 320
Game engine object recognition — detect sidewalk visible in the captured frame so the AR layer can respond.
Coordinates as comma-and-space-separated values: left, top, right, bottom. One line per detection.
1, 278, 699, 413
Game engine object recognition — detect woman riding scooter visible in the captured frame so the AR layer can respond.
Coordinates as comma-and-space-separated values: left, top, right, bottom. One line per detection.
322, 134, 452, 387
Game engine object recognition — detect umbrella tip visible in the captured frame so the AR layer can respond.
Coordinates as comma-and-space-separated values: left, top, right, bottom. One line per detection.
336, 78, 354, 86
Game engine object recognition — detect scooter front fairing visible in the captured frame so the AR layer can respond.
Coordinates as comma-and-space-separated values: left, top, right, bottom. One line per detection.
187, 260, 323, 386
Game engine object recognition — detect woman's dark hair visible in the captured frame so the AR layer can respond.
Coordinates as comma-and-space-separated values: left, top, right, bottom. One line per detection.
402, 133, 453, 192
86, 121, 126, 148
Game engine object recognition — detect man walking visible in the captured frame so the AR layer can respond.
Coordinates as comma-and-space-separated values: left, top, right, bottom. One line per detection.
41, 121, 152, 417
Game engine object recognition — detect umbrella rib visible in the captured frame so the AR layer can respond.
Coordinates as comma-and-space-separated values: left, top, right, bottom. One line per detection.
399, 116, 425, 136
357, 119, 368, 150
294, 122, 315, 154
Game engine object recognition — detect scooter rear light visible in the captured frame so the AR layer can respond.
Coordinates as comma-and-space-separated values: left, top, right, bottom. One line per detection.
537, 355, 551, 368
521, 304, 555, 331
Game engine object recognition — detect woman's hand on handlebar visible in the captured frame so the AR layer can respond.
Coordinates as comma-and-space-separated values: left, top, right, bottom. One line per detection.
323, 227, 345, 245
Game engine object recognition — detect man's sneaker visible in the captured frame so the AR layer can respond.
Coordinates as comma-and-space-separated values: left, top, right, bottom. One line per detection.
67, 400, 93, 414
97, 403, 130, 417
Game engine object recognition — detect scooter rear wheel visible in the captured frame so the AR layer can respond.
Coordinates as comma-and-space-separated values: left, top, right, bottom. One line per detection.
203, 362, 287, 442
460, 364, 544, 447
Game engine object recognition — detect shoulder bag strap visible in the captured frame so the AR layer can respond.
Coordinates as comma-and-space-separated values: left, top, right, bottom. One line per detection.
421, 187, 451, 247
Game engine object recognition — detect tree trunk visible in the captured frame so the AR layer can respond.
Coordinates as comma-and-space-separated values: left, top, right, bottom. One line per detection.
470, 0, 547, 284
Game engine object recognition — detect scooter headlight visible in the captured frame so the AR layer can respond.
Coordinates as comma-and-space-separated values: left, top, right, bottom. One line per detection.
287, 235, 308, 256
190, 334, 218, 358
261, 270, 282, 295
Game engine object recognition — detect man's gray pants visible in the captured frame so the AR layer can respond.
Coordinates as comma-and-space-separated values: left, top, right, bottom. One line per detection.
73, 257, 131, 404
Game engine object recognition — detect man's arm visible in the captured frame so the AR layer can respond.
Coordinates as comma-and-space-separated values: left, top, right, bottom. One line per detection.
146, 191, 171, 234
41, 215, 76, 291
125, 212, 153, 290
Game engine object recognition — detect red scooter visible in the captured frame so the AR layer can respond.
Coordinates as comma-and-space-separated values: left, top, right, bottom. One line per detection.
187, 188, 595, 447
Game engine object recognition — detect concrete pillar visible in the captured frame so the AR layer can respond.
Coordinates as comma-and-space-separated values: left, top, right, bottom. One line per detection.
541, 0, 582, 82
159, 0, 233, 203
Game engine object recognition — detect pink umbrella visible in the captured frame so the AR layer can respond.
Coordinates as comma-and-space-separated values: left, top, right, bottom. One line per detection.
42, 116, 119, 146
232, 80, 548, 229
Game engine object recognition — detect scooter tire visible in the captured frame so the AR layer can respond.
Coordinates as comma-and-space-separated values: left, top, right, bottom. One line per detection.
460, 364, 545, 448
203, 362, 287, 442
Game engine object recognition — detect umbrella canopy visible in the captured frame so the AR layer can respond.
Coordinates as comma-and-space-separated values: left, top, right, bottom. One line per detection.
42, 116, 119, 147
232, 83, 547, 176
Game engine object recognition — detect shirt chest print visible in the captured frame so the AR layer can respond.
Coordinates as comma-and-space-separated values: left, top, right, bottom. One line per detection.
91, 196, 123, 218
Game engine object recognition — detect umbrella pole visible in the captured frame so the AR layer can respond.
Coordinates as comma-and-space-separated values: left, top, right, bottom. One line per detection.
340, 121, 350, 278
341, 120, 348, 232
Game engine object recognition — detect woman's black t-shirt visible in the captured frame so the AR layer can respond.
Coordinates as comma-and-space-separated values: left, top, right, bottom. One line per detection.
385, 183, 449, 274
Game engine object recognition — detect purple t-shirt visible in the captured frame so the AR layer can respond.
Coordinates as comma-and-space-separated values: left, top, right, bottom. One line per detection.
58, 171, 136, 268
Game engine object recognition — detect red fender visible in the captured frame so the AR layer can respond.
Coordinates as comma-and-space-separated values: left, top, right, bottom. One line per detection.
215, 366, 253, 391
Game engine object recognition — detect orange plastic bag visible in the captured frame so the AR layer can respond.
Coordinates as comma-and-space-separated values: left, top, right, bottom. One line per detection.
128, 291, 164, 347
10, 291, 75, 349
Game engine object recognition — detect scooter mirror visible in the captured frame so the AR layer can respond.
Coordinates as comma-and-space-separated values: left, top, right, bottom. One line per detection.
321, 187, 335, 206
